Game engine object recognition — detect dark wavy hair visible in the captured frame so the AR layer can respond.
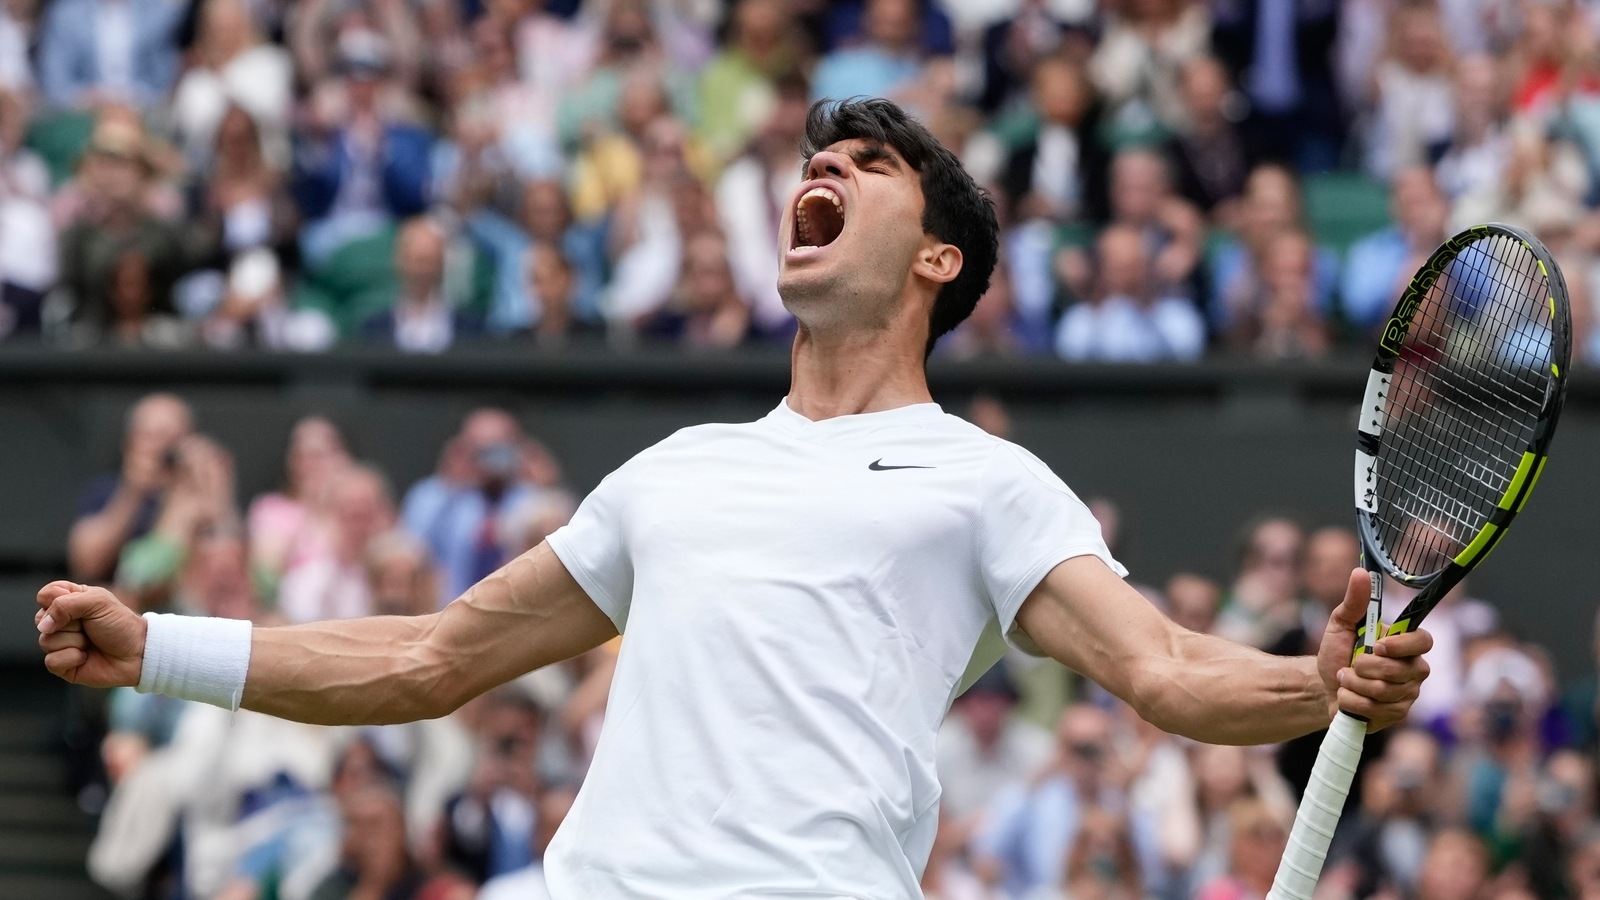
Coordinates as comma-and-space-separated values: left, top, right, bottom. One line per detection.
800, 98, 1000, 358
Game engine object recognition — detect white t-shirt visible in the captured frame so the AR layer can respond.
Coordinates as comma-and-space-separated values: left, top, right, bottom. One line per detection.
544, 400, 1124, 897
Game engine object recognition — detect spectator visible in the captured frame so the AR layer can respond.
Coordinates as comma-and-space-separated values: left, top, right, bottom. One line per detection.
1087, 0, 1211, 139
1361, 1, 1456, 180
277, 463, 395, 623
467, 178, 607, 336
1559, 606, 1600, 752
998, 54, 1104, 232
918, 810, 988, 900
1510, 748, 1592, 897
1209, 164, 1339, 336
56, 116, 190, 345
291, 31, 431, 265
187, 106, 306, 350
401, 408, 544, 602
365, 530, 440, 618
69, 392, 193, 581
1342, 166, 1452, 336
1054, 223, 1205, 362
1332, 728, 1446, 896
1166, 55, 1249, 221
974, 0, 1085, 114
1210, 0, 1342, 171
936, 665, 1052, 824
438, 689, 544, 884
556, 0, 698, 154
167, 0, 292, 172
603, 118, 718, 328
1214, 517, 1302, 650
1195, 797, 1289, 900
35, 0, 183, 110
102, 248, 194, 347
1223, 229, 1330, 359
0, 89, 55, 339
941, 258, 1030, 356
698, 0, 806, 166
1055, 148, 1203, 306
310, 785, 437, 900
1186, 743, 1294, 892
1413, 828, 1491, 900
477, 782, 578, 900
359, 217, 485, 353
972, 703, 1158, 897
1165, 572, 1222, 635
0, 0, 28, 93
113, 435, 239, 610
810, 0, 927, 105
637, 229, 751, 348
716, 74, 808, 336
1432, 54, 1513, 204
1568, 824, 1600, 900
247, 414, 352, 590
497, 489, 576, 563
1052, 805, 1145, 899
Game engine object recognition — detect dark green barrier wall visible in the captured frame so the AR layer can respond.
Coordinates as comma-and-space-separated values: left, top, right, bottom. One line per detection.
1, 349, 1594, 676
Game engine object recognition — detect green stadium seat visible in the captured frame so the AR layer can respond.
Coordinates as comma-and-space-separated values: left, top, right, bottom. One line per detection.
291, 224, 401, 336
22, 111, 95, 188
1303, 172, 1392, 257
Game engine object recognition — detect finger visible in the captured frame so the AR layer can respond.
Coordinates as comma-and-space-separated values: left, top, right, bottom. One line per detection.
1337, 668, 1418, 705
1375, 629, 1434, 659
36, 581, 84, 609
1352, 652, 1429, 685
39, 630, 88, 654
43, 648, 86, 679
1326, 568, 1371, 632
39, 593, 96, 635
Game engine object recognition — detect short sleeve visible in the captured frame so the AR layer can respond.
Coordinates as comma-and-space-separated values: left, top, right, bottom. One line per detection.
978, 443, 1126, 651
545, 465, 636, 633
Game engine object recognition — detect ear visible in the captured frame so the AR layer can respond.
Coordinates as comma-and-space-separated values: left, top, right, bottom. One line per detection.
912, 239, 963, 286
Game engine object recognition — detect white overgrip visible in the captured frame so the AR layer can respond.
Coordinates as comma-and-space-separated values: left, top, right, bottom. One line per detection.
1267, 712, 1368, 900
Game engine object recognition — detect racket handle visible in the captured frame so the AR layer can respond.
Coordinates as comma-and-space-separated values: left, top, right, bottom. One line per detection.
1267, 711, 1367, 900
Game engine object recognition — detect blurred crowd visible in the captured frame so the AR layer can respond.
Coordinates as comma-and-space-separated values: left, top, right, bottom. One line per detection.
61, 391, 1600, 899
2, 0, 1600, 359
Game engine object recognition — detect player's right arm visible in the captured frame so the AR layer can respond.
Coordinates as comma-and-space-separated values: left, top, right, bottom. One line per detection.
36, 541, 617, 726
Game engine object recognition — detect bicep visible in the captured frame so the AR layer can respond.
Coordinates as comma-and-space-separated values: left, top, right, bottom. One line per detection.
1012, 554, 1181, 706
429, 541, 618, 702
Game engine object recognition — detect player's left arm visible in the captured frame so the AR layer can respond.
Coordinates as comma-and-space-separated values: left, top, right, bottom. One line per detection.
1013, 555, 1432, 744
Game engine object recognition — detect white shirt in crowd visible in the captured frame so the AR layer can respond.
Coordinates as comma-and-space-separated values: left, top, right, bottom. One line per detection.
935, 713, 1053, 820
1055, 294, 1206, 362
545, 400, 1123, 897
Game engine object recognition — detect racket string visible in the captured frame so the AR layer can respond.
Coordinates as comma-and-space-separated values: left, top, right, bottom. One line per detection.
1372, 233, 1553, 576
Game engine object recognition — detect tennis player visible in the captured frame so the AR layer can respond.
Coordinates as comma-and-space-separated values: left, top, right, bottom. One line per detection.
36, 99, 1431, 898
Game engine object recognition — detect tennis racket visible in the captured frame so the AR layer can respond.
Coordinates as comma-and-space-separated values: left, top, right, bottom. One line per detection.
1268, 223, 1571, 899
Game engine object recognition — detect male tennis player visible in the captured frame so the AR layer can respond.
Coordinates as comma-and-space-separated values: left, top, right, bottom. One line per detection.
37, 99, 1432, 898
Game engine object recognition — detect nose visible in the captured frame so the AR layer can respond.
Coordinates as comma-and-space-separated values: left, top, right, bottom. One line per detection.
805, 150, 851, 181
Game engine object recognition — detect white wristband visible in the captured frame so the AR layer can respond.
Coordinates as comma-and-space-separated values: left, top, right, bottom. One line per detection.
136, 613, 253, 710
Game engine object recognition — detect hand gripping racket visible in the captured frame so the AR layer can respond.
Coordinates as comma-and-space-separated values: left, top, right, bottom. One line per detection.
1268, 223, 1571, 899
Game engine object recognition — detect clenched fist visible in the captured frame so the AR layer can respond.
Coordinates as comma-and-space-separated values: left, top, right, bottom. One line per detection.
36, 581, 146, 688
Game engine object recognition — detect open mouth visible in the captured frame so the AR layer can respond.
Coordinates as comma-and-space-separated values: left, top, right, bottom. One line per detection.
792, 185, 845, 252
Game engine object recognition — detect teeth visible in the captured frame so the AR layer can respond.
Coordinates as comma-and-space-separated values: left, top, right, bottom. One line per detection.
801, 186, 843, 210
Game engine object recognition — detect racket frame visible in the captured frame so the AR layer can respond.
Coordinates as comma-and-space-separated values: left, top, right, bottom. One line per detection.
1268, 223, 1570, 900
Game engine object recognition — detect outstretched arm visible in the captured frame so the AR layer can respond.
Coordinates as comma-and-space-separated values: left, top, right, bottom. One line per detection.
37, 542, 617, 726
1013, 556, 1431, 744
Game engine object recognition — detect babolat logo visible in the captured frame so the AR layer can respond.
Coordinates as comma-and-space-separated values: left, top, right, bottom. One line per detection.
1378, 227, 1493, 354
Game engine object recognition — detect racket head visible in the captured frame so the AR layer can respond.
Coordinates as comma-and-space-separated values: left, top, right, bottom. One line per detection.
1353, 223, 1570, 629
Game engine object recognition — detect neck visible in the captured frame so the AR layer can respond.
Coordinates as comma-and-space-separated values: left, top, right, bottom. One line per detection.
785, 308, 932, 420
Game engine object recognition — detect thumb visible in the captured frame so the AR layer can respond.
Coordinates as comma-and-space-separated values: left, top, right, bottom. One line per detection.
1327, 568, 1371, 634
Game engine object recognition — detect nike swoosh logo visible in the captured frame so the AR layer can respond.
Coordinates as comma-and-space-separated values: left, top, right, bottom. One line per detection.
869, 459, 935, 471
